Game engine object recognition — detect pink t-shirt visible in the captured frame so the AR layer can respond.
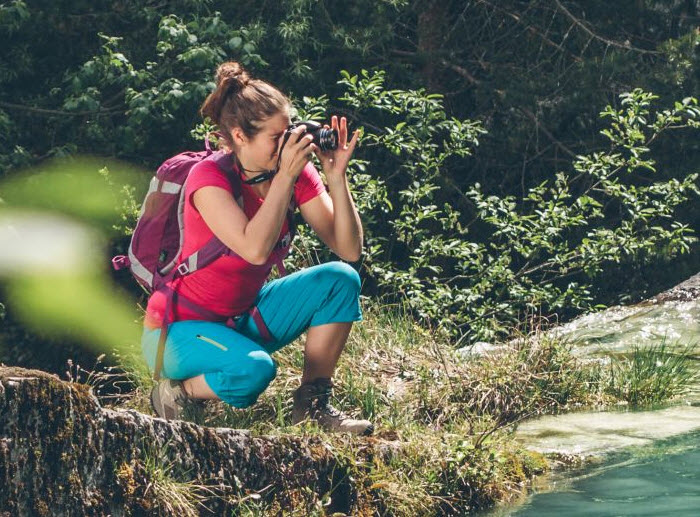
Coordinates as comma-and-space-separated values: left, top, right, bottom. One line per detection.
144, 158, 327, 329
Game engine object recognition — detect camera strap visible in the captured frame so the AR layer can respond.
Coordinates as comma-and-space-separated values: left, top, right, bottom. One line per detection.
242, 170, 276, 185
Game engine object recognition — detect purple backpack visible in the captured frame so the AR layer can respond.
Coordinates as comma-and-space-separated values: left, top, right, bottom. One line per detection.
112, 145, 296, 381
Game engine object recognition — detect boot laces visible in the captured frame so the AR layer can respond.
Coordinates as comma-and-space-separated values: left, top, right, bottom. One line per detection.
171, 381, 190, 406
313, 388, 342, 418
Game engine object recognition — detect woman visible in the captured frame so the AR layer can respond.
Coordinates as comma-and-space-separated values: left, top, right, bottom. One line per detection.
141, 61, 373, 436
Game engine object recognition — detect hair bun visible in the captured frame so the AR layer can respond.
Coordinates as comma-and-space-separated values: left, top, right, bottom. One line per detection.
199, 60, 291, 151
216, 61, 250, 91
199, 61, 253, 125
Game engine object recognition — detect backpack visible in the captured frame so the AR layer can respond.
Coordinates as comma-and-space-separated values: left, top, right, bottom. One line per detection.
112, 144, 296, 381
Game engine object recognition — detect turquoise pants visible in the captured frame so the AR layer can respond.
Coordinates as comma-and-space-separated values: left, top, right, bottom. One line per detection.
141, 261, 363, 408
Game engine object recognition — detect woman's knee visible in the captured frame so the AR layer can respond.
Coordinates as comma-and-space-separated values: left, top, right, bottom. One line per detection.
316, 261, 361, 295
247, 350, 278, 392
224, 350, 277, 407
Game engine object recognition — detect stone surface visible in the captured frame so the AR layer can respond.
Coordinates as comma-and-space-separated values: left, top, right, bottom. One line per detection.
515, 405, 700, 457
645, 272, 700, 304
0, 366, 361, 516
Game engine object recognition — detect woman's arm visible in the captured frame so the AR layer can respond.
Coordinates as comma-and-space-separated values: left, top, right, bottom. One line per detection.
194, 126, 315, 264
303, 115, 363, 261
300, 181, 363, 262
193, 175, 295, 265
328, 175, 363, 261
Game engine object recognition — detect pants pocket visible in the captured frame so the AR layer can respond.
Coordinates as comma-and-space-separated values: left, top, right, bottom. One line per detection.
195, 334, 229, 351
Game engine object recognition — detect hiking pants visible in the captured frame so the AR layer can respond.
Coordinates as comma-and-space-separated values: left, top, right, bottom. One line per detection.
140, 261, 363, 408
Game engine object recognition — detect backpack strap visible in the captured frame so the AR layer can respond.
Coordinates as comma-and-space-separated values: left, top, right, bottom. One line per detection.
169, 235, 231, 277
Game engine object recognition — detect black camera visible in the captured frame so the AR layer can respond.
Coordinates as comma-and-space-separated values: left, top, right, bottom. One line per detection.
285, 120, 338, 152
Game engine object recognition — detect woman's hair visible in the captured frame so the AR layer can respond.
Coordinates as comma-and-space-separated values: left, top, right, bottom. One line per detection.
200, 61, 291, 150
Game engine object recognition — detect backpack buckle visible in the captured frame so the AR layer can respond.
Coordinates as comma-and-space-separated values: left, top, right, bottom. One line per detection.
111, 255, 130, 270
176, 262, 190, 276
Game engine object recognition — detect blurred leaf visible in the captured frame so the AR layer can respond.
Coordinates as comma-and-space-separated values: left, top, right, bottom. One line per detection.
1, 156, 147, 236
5, 272, 141, 357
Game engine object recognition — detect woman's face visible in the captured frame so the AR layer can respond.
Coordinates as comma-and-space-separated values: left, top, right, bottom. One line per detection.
235, 111, 291, 171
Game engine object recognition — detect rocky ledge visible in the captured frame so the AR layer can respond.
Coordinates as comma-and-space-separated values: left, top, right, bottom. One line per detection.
645, 272, 700, 304
0, 365, 365, 516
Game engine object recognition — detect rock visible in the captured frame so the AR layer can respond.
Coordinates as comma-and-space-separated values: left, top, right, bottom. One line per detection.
0, 366, 361, 515
455, 341, 505, 359
643, 272, 700, 304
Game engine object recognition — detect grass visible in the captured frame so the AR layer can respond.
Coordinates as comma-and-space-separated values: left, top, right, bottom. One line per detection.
604, 340, 699, 405
68, 299, 699, 515
135, 438, 220, 516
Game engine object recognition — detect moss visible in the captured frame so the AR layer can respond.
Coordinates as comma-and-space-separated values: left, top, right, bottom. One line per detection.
33, 500, 49, 517
68, 471, 82, 491
519, 450, 548, 477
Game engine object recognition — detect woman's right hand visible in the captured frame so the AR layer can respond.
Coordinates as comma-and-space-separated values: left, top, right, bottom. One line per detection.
277, 125, 316, 180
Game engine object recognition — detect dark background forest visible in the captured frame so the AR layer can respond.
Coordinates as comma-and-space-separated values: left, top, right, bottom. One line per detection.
1, 0, 698, 372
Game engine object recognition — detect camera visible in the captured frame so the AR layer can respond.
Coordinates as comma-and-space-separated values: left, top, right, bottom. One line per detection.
286, 120, 338, 152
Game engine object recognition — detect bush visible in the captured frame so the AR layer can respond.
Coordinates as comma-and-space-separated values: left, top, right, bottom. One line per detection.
291, 79, 699, 344
97, 67, 699, 345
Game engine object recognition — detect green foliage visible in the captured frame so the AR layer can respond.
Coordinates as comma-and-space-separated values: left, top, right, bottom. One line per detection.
97, 166, 142, 237
0, 158, 145, 356
294, 76, 698, 343
55, 68, 699, 346
1, 2, 699, 345
0, 4, 271, 166
459, 90, 699, 340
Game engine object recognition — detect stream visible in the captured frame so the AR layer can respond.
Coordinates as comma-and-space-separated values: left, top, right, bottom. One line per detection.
490, 273, 700, 516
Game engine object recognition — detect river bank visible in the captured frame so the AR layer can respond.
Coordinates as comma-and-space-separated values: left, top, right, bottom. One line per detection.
2, 274, 697, 514
490, 272, 700, 515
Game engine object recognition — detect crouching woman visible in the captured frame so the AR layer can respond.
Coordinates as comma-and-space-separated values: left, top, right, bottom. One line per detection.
141, 61, 373, 436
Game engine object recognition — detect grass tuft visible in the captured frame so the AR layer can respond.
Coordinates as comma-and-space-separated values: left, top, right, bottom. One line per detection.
604, 340, 699, 405
140, 438, 220, 516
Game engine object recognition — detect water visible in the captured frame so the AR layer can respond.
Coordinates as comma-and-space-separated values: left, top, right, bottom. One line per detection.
506, 431, 700, 516
499, 278, 700, 516
515, 404, 700, 456
551, 299, 700, 358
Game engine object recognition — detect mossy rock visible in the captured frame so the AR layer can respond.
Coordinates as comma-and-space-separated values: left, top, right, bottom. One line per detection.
0, 366, 360, 515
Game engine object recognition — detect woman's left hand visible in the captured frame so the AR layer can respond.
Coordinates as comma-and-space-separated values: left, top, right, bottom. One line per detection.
313, 115, 360, 182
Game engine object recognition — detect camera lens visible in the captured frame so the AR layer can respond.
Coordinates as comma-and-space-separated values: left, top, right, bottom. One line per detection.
317, 128, 338, 151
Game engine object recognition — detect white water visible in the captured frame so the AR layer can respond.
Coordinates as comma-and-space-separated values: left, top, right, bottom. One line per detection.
550, 299, 700, 358
515, 404, 700, 456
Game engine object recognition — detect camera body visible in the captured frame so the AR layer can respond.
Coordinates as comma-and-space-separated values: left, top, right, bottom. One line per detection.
286, 120, 338, 151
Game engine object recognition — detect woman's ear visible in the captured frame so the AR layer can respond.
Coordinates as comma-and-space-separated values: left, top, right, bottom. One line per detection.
230, 127, 247, 147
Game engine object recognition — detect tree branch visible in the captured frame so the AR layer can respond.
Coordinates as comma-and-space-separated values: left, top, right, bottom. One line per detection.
552, 0, 660, 54
519, 107, 577, 158
476, 0, 583, 62
438, 59, 481, 85
389, 49, 481, 85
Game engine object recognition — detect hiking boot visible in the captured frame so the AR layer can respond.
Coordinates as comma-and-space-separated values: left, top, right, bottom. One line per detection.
150, 378, 200, 421
292, 377, 374, 436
